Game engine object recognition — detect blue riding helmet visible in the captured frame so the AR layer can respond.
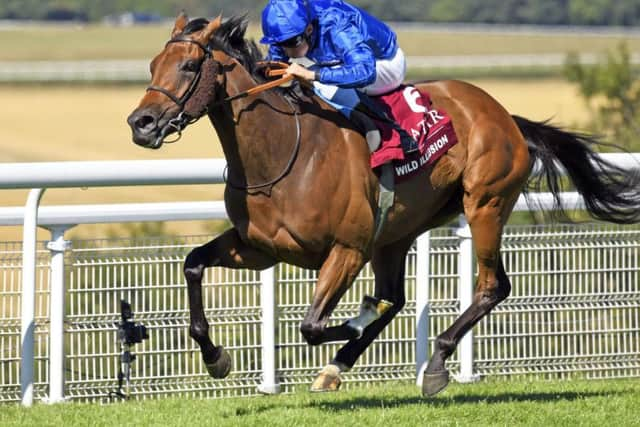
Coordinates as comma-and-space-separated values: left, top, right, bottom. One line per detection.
260, 0, 312, 45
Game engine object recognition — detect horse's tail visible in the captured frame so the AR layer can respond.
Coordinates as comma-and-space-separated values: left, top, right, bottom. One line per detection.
512, 115, 640, 224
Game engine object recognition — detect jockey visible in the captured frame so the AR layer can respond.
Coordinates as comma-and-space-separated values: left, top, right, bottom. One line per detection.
260, 0, 417, 153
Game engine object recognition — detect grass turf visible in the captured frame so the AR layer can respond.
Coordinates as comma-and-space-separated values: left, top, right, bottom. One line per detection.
1, 378, 639, 427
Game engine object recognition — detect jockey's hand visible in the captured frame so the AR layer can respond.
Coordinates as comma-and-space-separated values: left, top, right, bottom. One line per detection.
285, 63, 316, 81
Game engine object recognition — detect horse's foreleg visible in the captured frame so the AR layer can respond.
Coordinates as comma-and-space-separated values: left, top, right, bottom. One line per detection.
310, 238, 413, 392
184, 228, 276, 379
299, 243, 367, 346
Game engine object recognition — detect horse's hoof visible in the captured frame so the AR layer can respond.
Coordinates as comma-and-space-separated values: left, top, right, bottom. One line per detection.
422, 370, 450, 397
205, 347, 232, 379
310, 371, 342, 392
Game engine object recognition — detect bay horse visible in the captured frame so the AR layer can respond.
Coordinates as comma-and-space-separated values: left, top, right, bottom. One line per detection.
127, 14, 640, 396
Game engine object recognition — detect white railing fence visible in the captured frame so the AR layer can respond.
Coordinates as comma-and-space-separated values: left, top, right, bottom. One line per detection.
1, 159, 226, 406
1, 156, 639, 405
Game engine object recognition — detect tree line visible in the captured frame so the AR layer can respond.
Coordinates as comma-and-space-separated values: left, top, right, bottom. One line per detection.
3, 0, 640, 26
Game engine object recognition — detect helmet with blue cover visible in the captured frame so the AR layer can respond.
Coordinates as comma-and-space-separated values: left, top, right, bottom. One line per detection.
260, 0, 312, 45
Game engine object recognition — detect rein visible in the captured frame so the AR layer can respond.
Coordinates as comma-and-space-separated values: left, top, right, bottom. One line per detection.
224, 94, 301, 192
213, 66, 294, 106
220, 65, 301, 191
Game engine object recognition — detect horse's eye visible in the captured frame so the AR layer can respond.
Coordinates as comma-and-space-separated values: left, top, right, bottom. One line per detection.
181, 60, 199, 73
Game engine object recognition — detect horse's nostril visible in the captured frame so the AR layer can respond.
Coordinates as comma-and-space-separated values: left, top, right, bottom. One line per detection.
135, 115, 156, 131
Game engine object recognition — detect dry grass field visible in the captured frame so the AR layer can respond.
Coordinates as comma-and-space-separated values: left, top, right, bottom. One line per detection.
0, 85, 227, 241
0, 23, 639, 60
0, 79, 590, 241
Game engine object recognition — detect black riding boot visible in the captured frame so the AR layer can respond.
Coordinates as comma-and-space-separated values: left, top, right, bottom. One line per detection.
350, 109, 383, 152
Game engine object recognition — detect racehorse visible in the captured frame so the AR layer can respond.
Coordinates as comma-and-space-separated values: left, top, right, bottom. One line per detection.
127, 14, 640, 396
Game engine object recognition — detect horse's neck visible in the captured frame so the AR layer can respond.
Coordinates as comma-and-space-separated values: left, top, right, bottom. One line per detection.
208, 66, 298, 187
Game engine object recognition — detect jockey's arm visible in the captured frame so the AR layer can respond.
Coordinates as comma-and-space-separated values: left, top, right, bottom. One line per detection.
315, 22, 376, 88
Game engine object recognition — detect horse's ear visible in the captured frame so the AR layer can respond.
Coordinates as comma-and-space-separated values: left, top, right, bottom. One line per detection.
199, 14, 223, 43
171, 11, 189, 38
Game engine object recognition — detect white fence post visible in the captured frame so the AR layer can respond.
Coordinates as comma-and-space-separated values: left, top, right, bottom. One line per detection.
258, 266, 280, 394
20, 188, 45, 407
415, 232, 431, 386
43, 225, 73, 404
455, 217, 480, 383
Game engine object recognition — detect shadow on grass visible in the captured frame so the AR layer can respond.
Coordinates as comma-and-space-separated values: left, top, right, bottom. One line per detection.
228, 389, 628, 417
307, 390, 627, 411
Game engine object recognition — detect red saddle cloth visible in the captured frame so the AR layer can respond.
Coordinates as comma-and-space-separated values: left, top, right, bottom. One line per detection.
369, 85, 458, 181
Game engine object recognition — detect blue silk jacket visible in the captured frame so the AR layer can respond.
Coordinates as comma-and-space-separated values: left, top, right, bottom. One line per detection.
265, 0, 398, 88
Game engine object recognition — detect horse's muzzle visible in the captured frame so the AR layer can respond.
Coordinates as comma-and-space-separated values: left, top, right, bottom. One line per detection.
127, 108, 164, 149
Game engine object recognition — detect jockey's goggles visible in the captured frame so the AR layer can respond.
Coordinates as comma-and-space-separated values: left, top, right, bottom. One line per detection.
276, 33, 306, 49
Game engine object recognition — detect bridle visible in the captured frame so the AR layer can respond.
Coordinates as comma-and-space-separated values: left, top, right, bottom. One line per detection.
146, 37, 221, 148
145, 35, 301, 191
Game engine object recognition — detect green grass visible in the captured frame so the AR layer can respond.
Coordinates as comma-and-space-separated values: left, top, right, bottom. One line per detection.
1, 23, 639, 61
2, 378, 640, 426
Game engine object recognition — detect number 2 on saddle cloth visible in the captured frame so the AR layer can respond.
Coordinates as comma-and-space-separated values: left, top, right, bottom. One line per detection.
369, 85, 459, 182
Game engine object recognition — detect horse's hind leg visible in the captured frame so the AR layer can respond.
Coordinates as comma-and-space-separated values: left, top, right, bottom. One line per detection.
310, 237, 413, 392
422, 123, 529, 396
184, 228, 275, 378
423, 253, 510, 396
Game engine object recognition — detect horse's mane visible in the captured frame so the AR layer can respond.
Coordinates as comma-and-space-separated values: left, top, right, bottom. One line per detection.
181, 15, 264, 78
